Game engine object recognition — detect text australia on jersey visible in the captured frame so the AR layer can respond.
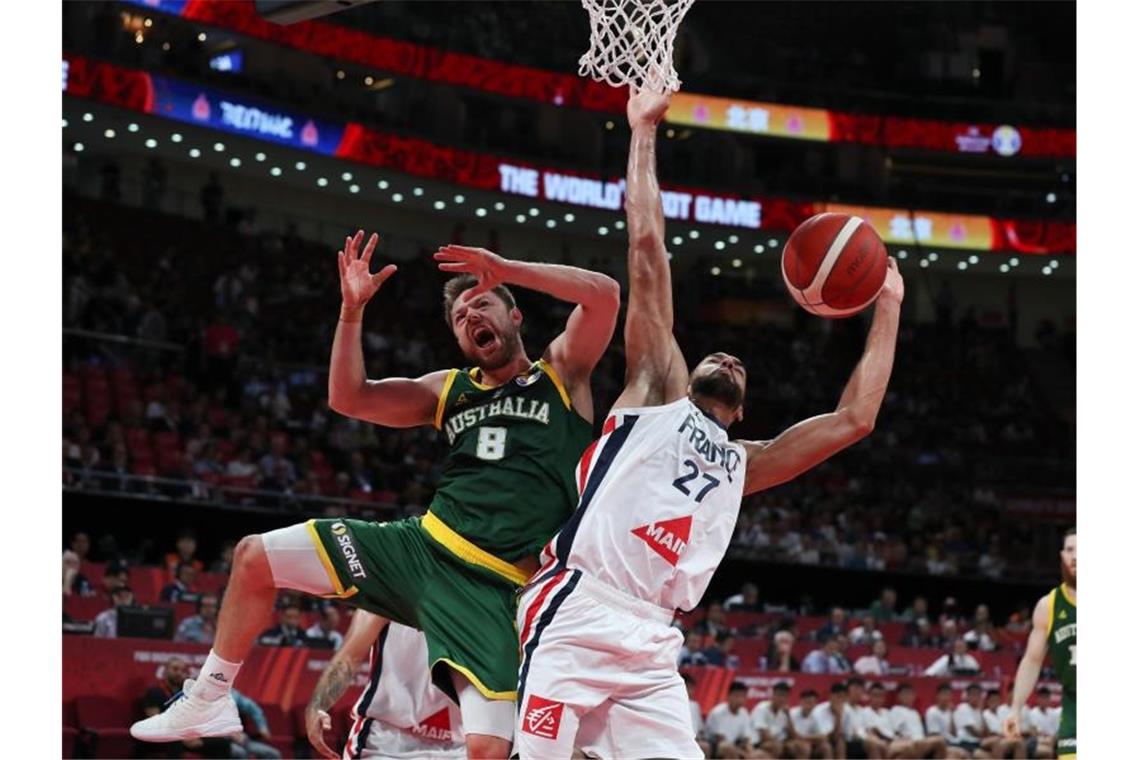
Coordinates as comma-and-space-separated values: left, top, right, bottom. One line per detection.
445, 396, 552, 444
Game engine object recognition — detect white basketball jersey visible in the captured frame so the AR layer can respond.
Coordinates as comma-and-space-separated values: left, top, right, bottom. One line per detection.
541, 397, 746, 611
350, 623, 464, 745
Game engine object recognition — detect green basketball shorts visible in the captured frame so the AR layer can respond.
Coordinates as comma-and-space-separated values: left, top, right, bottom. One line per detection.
305, 516, 528, 701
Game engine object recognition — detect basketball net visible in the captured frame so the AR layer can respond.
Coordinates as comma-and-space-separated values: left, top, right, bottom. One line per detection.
578, 0, 695, 93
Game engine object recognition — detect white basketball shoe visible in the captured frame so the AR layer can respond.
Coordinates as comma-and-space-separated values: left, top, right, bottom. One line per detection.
129, 679, 242, 742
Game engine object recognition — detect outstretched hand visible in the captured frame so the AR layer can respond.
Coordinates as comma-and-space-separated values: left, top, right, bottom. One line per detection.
433, 245, 507, 297
338, 230, 398, 310
1001, 711, 1021, 742
878, 257, 905, 305
627, 85, 671, 128
304, 707, 339, 760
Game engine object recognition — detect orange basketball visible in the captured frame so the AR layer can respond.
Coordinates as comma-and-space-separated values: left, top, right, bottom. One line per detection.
781, 212, 889, 318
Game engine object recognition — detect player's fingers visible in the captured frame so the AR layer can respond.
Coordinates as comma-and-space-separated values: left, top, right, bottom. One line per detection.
468, 276, 494, 296
314, 737, 338, 760
371, 263, 398, 287
432, 250, 462, 262
337, 251, 347, 279
437, 262, 470, 273
361, 232, 380, 264
345, 234, 356, 259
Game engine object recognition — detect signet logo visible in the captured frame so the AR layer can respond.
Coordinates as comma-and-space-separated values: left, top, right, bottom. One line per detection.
521, 695, 564, 739
631, 515, 693, 566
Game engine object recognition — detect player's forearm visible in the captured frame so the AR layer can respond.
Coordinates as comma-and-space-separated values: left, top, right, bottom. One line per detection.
328, 315, 369, 414
835, 295, 901, 432
626, 123, 666, 248
1009, 654, 1044, 713
308, 658, 357, 713
497, 259, 619, 311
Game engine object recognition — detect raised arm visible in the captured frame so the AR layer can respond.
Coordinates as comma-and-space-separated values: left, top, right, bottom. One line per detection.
1003, 594, 1051, 740
613, 87, 690, 410
329, 230, 449, 427
434, 244, 620, 419
305, 609, 388, 759
739, 261, 903, 496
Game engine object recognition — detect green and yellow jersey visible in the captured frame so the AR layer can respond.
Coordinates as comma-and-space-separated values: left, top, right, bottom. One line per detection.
1047, 583, 1076, 757
424, 359, 593, 572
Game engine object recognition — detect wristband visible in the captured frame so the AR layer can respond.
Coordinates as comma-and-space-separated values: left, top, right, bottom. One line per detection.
339, 305, 363, 323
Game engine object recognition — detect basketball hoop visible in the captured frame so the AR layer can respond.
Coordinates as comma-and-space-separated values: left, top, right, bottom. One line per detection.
578, 0, 695, 93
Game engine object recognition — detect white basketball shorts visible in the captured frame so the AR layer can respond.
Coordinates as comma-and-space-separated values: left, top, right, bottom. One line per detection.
343, 719, 466, 760
514, 568, 703, 759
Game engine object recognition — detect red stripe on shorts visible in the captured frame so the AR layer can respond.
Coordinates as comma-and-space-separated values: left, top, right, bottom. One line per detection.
518, 570, 567, 649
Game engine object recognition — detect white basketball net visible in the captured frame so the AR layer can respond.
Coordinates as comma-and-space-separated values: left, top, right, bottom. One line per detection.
578, 0, 695, 92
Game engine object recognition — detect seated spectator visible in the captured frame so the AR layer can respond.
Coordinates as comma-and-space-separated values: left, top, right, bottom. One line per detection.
705, 681, 761, 759
890, 683, 949, 759
174, 592, 220, 644
982, 689, 1033, 759
903, 616, 940, 648
62, 549, 93, 597
802, 635, 849, 675
683, 673, 712, 759
724, 582, 762, 612
1025, 686, 1059, 758
679, 628, 709, 667
101, 559, 130, 595
844, 677, 881, 760
305, 605, 344, 650
902, 595, 930, 622
854, 639, 891, 676
69, 531, 92, 562
923, 684, 970, 759
160, 561, 200, 603
766, 629, 799, 672
695, 601, 730, 638
93, 586, 135, 638
924, 637, 982, 677
865, 682, 911, 759
210, 539, 236, 574
140, 656, 231, 758
789, 689, 831, 760
702, 630, 737, 668
848, 613, 883, 645
815, 606, 848, 642
810, 682, 850, 760
965, 605, 1000, 652
869, 587, 899, 622
230, 689, 284, 759
751, 681, 805, 759
257, 603, 311, 647
164, 529, 204, 579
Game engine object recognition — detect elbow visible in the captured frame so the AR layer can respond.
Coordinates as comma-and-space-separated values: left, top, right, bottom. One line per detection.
327, 389, 354, 417
595, 275, 621, 312
852, 416, 875, 440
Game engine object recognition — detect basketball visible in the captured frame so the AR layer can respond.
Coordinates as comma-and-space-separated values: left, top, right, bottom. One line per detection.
781, 212, 889, 318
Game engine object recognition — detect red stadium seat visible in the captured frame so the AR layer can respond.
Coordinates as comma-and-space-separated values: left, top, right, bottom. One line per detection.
253, 702, 296, 758
74, 695, 135, 759
63, 595, 109, 622
197, 571, 228, 595
128, 567, 166, 605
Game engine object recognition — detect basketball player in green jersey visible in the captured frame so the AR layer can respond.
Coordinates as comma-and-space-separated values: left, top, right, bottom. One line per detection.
1005, 528, 1076, 760
131, 230, 619, 759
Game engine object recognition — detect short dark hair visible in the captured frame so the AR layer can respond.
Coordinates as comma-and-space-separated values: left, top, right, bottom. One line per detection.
729, 680, 748, 693
773, 682, 790, 694
869, 683, 885, 692
966, 684, 981, 694
936, 684, 952, 694
716, 629, 734, 643
800, 689, 819, 699
175, 561, 196, 576
830, 683, 848, 695
1063, 527, 1076, 544
442, 275, 517, 326
847, 677, 866, 689
1036, 686, 1051, 696
986, 689, 1001, 699
898, 683, 915, 693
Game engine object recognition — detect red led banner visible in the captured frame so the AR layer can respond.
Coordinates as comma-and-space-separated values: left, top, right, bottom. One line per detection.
140, 1, 1075, 158
65, 53, 1075, 253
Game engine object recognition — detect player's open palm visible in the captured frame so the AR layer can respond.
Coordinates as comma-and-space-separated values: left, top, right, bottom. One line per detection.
338, 230, 397, 309
304, 707, 339, 759
433, 245, 506, 296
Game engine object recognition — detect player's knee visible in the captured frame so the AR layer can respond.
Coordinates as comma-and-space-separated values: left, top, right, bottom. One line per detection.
233, 534, 273, 585
465, 733, 510, 759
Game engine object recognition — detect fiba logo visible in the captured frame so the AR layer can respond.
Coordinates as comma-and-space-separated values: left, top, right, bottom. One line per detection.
991, 125, 1022, 157
331, 522, 348, 536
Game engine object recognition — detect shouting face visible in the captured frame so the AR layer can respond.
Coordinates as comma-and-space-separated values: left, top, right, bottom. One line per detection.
449, 289, 523, 371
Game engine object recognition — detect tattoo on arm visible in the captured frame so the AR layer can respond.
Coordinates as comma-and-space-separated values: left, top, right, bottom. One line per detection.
309, 660, 355, 712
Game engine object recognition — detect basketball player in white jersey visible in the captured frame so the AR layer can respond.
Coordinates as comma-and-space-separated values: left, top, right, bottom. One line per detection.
514, 88, 904, 759
305, 610, 465, 759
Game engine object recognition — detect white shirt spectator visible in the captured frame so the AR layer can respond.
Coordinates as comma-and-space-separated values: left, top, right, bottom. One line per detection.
953, 702, 985, 744
853, 655, 889, 676
923, 705, 956, 739
706, 702, 757, 745
849, 625, 883, 644
750, 701, 790, 741
890, 705, 926, 740
983, 704, 1010, 735
790, 704, 821, 738
864, 707, 896, 740
93, 608, 118, 638
305, 623, 344, 651
1027, 705, 1061, 737
690, 699, 705, 740
844, 703, 869, 741
811, 702, 851, 739
964, 628, 998, 651
923, 652, 981, 676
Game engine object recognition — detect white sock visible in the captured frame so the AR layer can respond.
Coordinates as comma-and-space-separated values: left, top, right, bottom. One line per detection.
190, 650, 242, 702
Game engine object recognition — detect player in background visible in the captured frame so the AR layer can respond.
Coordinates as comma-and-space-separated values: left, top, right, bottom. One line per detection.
131, 231, 620, 759
1004, 529, 1076, 760
305, 610, 464, 759
513, 87, 903, 758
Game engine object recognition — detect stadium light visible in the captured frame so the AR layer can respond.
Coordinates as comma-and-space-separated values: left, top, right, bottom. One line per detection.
957, 262, 968, 271
919, 260, 929, 269
82, 112, 93, 122
73, 142, 84, 152
229, 158, 241, 168
1050, 259, 1060, 268
348, 184, 360, 193
377, 180, 389, 189
144, 18, 152, 27
1046, 192, 1057, 204
516, 214, 526, 223
103, 128, 116, 138
413, 187, 424, 196
144, 138, 157, 149
968, 255, 979, 265
255, 152, 266, 162
189, 148, 201, 158
295, 161, 306, 171
546, 220, 557, 228
213, 142, 225, 152
365, 76, 374, 86
675, 237, 685, 246
434, 200, 446, 210
728, 235, 739, 244
529, 208, 540, 217
897, 250, 908, 260
317, 177, 329, 187
475, 208, 487, 217
197, 32, 207, 42
1042, 266, 1052, 275
598, 227, 609, 236
270, 167, 283, 177
689, 230, 700, 239
127, 123, 139, 133
753, 244, 764, 254
454, 194, 465, 204
928, 252, 939, 262
392, 192, 404, 202
1000, 264, 1010, 273
62, 118, 68, 129
710, 266, 721, 276
494, 202, 506, 211
564, 213, 575, 222
341, 172, 353, 181
768, 238, 779, 248
605, 121, 615, 130
1010, 257, 1020, 267
615, 220, 625, 230
171, 133, 183, 143
732, 258, 742, 268
714, 241, 726, 251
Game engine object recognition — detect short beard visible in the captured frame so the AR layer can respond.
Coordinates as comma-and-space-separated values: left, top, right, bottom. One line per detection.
463, 327, 521, 372
690, 371, 744, 409
1061, 562, 1076, 589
